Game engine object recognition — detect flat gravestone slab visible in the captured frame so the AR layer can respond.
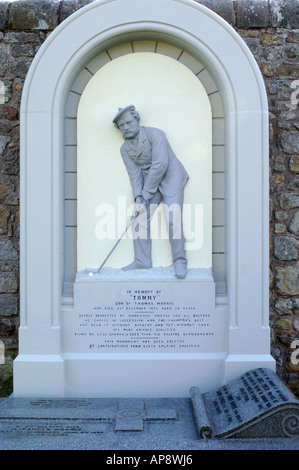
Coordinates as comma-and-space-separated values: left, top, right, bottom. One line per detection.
190, 368, 299, 439
0, 397, 177, 433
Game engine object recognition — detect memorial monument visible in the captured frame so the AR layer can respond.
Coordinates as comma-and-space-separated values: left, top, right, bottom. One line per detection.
13, 0, 275, 398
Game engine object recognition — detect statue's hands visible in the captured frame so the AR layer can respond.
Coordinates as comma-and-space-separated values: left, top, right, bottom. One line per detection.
134, 196, 148, 216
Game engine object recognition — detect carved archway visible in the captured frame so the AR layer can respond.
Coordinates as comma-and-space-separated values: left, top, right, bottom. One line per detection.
14, 0, 274, 397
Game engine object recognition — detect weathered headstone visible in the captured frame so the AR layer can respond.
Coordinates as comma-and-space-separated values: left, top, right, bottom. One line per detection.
191, 368, 299, 439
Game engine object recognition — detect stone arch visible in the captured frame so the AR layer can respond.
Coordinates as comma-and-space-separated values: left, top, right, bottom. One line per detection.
64, 40, 223, 290
15, 0, 274, 397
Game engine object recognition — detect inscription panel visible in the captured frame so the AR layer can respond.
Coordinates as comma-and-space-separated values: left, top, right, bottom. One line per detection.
200, 368, 299, 438
63, 281, 226, 353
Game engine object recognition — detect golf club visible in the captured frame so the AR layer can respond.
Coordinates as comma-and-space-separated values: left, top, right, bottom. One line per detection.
88, 210, 141, 277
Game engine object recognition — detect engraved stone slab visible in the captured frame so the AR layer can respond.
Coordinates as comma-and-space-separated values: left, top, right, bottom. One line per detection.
0, 419, 108, 437
191, 368, 299, 439
115, 399, 177, 431
0, 398, 177, 433
64, 276, 226, 354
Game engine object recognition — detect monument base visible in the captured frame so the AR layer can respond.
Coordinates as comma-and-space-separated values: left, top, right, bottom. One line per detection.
62, 353, 227, 398
13, 268, 275, 397
61, 267, 226, 396
13, 354, 65, 398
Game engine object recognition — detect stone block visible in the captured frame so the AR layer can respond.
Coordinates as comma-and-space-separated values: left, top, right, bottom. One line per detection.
0, 136, 10, 156
275, 317, 293, 331
0, 44, 8, 75
269, 0, 299, 29
289, 211, 299, 236
274, 223, 286, 234
237, 0, 270, 28
0, 207, 9, 235
285, 44, 299, 59
0, 239, 18, 260
275, 210, 288, 222
276, 62, 299, 78
290, 157, 299, 173
9, 0, 59, 31
287, 31, 299, 43
1, 147, 19, 175
0, 296, 18, 316
274, 236, 299, 260
9, 57, 32, 79
275, 298, 293, 315
60, 0, 95, 23
288, 176, 299, 192
279, 192, 299, 210
276, 265, 299, 295
0, 180, 10, 203
1, 106, 18, 121
0, 318, 15, 336
273, 154, 286, 172
0, 273, 18, 294
196, 1, 236, 25
10, 44, 35, 58
279, 131, 299, 155
260, 32, 284, 46
3, 31, 39, 44
0, 2, 9, 30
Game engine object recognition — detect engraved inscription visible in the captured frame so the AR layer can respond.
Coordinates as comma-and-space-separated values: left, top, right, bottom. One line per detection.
71, 282, 221, 353
207, 369, 289, 429
192, 368, 299, 439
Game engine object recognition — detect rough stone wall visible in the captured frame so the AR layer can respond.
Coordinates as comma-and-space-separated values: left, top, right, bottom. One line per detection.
0, 0, 298, 397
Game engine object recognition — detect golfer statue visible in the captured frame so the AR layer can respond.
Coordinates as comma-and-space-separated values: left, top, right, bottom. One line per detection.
113, 105, 189, 279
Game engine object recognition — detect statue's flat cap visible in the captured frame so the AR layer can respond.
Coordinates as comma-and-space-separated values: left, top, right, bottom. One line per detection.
113, 105, 135, 124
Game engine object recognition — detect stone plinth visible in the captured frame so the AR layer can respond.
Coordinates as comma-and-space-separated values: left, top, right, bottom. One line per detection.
60, 268, 227, 397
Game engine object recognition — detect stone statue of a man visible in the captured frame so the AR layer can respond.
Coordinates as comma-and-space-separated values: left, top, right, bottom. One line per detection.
113, 105, 189, 279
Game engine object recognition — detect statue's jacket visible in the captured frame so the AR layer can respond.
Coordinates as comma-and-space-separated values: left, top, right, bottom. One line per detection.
120, 126, 189, 202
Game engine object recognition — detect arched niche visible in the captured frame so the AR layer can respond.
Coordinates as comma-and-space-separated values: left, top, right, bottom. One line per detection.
14, 0, 275, 397
77, 51, 212, 271
66, 39, 224, 290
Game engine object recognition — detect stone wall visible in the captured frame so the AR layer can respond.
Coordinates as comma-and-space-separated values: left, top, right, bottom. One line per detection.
0, 0, 298, 396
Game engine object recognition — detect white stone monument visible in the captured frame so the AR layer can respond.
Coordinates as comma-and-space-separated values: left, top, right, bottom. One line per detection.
14, 0, 275, 397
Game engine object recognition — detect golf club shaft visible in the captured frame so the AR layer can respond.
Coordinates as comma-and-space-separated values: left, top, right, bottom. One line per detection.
96, 211, 140, 273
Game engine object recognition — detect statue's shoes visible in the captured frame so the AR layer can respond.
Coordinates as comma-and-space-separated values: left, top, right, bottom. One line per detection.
122, 261, 152, 271
174, 261, 187, 279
